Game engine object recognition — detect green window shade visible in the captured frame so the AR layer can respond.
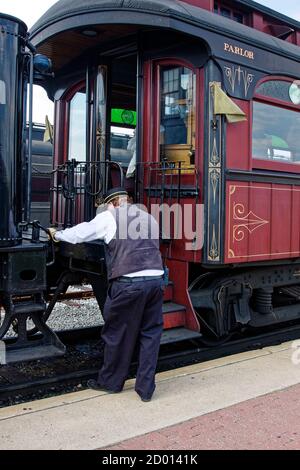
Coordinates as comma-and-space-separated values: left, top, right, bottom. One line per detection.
111, 108, 136, 126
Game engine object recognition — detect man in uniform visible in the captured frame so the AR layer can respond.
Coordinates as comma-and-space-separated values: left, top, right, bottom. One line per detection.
50, 188, 164, 402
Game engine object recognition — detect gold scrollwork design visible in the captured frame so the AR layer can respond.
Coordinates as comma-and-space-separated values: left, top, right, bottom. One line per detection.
211, 135, 220, 165
209, 225, 219, 260
210, 169, 220, 205
233, 203, 269, 243
224, 66, 254, 97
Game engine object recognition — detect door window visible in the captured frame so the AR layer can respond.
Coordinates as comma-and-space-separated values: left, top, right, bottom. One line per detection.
159, 65, 196, 167
68, 90, 86, 161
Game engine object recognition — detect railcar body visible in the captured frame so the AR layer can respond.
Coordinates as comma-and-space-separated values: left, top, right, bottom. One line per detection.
1, 0, 300, 361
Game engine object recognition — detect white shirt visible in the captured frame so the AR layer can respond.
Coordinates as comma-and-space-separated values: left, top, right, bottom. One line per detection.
55, 209, 164, 278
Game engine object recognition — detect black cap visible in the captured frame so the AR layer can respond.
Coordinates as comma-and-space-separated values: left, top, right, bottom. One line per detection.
104, 187, 128, 204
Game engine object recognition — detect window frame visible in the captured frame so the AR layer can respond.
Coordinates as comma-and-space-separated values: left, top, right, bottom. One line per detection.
213, 1, 248, 25
152, 58, 201, 167
64, 81, 87, 163
252, 76, 300, 174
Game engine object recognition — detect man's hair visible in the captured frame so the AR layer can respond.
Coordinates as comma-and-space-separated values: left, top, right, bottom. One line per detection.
110, 195, 129, 207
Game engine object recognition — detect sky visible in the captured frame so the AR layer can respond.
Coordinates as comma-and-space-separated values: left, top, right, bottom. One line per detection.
0, 0, 299, 123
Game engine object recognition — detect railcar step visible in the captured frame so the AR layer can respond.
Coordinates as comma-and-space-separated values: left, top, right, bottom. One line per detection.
161, 327, 202, 345
163, 282, 174, 302
163, 302, 186, 314
5, 343, 66, 364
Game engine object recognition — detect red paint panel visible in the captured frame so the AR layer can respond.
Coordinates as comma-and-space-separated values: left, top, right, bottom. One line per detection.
270, 185, 292, 259
181, 0, 212, 10
225, 181, 300, 263
248, 182, 272, 262
252, 12, 264, 31
291, 187, 300, 254
226, 99, 250, 171
163, 284, 174, 302
253, 158, 300, 175
167, 259, 200, 332
146, 195, 203, 263
163, 312, 185, 329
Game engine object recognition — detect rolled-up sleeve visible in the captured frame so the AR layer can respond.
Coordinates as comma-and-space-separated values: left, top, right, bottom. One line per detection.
54, 210, 116, 244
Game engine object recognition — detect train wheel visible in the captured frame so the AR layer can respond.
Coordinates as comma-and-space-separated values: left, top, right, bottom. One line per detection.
189, 273, 239, 344
194, 307, 234, 346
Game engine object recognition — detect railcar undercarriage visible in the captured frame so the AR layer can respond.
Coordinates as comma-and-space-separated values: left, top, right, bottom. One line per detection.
190, 263, 300, 338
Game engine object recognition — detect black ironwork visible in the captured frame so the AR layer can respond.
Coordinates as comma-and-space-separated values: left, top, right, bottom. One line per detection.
142, 161, 199, 242
0, 243, 65, 363
50, 160, 124, 227
0, 16, 27, 247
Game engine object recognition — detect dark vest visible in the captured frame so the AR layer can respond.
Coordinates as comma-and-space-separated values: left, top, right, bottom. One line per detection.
105, 204, 163, 280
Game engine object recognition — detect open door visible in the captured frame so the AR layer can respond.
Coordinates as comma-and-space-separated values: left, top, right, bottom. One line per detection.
52, 55, 138, 227
140, 50, 204, 335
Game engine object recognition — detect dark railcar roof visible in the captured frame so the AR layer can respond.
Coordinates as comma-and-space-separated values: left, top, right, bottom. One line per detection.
31, 0, 300, 35
30, 0, 300, 63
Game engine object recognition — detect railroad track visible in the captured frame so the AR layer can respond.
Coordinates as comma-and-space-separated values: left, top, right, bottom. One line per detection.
1, 323, 300, 408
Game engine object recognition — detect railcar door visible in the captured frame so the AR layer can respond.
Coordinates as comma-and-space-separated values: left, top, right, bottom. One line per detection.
138, 37, 208, 333
52, 54, 138, 228
51, 64, 109, 226
141, 38, 207, 265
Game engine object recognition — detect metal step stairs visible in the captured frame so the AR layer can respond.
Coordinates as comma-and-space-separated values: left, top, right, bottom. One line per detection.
161, 281, 202, 344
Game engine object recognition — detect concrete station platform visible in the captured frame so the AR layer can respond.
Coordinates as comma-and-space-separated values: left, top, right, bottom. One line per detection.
1, 340, 300, 450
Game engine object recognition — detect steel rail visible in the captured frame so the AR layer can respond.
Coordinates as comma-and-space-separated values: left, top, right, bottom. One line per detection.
1, 322, 300, 406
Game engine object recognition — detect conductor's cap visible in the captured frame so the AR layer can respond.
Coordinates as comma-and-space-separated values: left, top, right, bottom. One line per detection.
104, 187, 128, 204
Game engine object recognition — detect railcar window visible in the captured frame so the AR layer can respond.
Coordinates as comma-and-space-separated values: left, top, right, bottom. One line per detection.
109, 108, 135, 166
252, 101, 300, 163
68, 91, 86, 161
110, 126, 134, 167
233, 12, 244, 24
256, 80, 296, 104
159, 66, 196, 167
214, 2, 246, 24
220, 7, 231, 18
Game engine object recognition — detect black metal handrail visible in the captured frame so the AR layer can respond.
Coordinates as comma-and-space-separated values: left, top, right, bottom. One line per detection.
139, 160, 200, 206
50, 159, 200, 238
138, 161, 200, 242
50, 160, 124, 227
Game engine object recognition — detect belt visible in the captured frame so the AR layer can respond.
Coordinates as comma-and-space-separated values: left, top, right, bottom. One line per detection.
116, 275, 163, 283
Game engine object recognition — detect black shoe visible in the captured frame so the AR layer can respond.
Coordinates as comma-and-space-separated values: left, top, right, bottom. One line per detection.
87, 379, 120, 394
141, 397, 152, 402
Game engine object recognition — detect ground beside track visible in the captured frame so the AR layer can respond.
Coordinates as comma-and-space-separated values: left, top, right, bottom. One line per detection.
2, 322, 300, 408
0, 340, 300, 450
107, 382, 300, 450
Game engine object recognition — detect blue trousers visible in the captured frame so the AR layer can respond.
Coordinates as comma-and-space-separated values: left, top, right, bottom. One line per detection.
98, 278, 164, 399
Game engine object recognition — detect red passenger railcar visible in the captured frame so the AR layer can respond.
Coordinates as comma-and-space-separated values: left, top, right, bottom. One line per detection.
29, 0, 300, 341
1, 0, 300, 361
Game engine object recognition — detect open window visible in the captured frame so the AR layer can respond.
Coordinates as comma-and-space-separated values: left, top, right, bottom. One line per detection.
252, 78, 300, 172
110, 109, 136, 169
